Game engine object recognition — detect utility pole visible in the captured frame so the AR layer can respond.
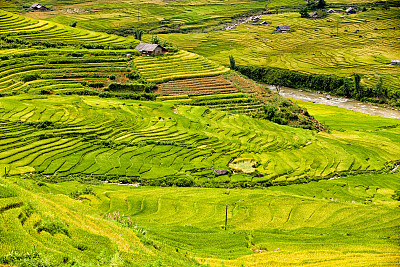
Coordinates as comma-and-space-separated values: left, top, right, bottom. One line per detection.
337, 22, 339, 36
224, 204, 228, 230
138, 8, 140, 22
4, 166, 6, 179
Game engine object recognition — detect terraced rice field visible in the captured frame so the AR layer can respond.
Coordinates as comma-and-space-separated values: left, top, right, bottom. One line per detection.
159, 93, 264, 115
0, 9, 138, 47
1, 171, 397, 266
0, 95, 399, 186
0, 2, 398, 267
0, 178, 195, 266
0, 50, 134, 94
16, 0, 376, 33
164, 8, 400, 95
158, 75, 239, 96
156, 75, 265, 115
134, 50, 230, 83
93, 173, 400, 264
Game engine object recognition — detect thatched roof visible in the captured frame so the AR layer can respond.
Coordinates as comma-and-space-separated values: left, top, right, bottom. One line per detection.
277, 26, 291, 31
134, 43, 161, 53
30, 3, 49, 10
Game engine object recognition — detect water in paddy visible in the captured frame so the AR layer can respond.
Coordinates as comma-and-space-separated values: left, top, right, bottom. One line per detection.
268, 85, 400, 119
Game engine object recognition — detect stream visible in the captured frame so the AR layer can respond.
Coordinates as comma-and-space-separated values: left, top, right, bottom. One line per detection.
267, 85, 400, 119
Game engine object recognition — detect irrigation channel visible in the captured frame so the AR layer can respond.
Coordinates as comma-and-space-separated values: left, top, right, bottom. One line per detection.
268, 85, 400, 119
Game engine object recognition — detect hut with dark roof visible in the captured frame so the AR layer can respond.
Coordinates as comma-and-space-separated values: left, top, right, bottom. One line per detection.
346, 7, 356, 14
276, 26, 291, 33
134, 43, 166, 55
30, 3, 50, 11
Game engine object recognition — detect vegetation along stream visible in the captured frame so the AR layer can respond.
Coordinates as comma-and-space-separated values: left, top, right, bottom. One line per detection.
269, 85, 400, 119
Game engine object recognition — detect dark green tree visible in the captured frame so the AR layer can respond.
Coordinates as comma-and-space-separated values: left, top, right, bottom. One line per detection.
353, 73, 361, 98
342, 78, 351, 98
375, 76, 387, 98
134, 29, 143, 41
229, 55, 236, 70
150, 35, 160, 44
70, 21, 77, 27
382, 1, 390, 10
300, 7, 310, 18
317, 0, 327, 9
375, 77, 383, 95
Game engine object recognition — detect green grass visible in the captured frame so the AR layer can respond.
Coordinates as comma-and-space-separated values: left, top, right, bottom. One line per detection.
291, 98, 400, 131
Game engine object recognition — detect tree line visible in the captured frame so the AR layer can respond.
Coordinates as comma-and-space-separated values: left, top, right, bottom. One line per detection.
235, 65, 398, 106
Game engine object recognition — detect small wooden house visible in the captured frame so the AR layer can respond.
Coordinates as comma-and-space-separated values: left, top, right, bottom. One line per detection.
134, 43, 166, 56
30, 3, 50, 11
346, 7, 356, 14
310, 12, 318, 18
276, 26, 291, 33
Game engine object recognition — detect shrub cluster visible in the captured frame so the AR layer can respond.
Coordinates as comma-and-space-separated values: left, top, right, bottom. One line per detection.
37, 221, 70, 237
99, 92, 156, 101
23, 120, 54, 129
237, 66, 345, 92
106, 82, 156, 93
0, 250, 51, 267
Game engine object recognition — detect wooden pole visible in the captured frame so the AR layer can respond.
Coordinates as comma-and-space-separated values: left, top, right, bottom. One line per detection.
224, 204, 228, 230
337, 22, 339, 36
4, 166, 6, 179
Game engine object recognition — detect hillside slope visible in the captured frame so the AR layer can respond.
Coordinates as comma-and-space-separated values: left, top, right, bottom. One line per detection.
1, 171, 399, 266
0, 178, 198, 266
0, 9, 138, 47
0, 95, 399, 186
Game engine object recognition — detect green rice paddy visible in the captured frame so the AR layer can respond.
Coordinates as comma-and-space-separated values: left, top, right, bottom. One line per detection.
134, 50, 229, 83
1, 171, 399, 266
0, 9, 138, 47
0, 2, 399, 266
163, 8, 400, 95
0, 94, 399, 186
